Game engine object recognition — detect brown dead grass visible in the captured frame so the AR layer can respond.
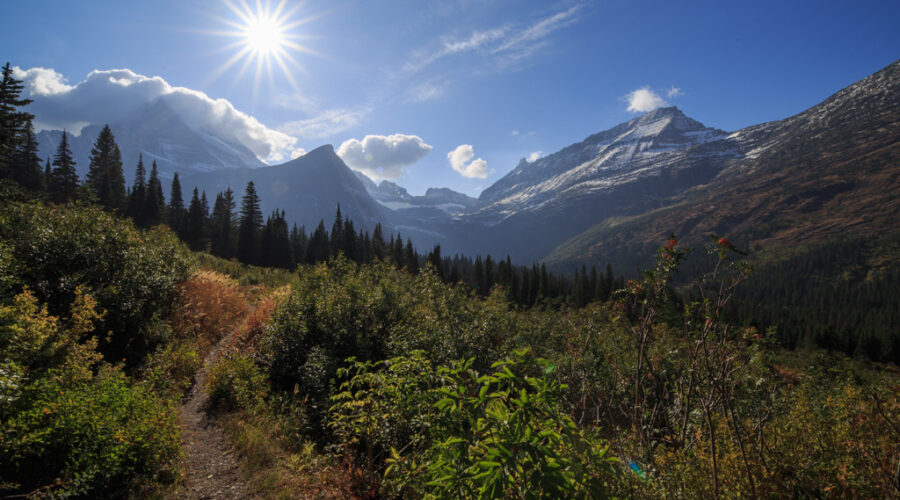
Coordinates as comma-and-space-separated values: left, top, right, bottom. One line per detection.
170, 270, 250, 353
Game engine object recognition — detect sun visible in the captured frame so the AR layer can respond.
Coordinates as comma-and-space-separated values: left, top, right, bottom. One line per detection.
207, 0, 318, 93
244, 13, 285, 55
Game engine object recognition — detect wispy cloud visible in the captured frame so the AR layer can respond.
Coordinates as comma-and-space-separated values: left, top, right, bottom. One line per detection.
527, 151, 542, 162
278, 108, 369, 139
490, 5, 582, 64
666, 86, 683, 99
405, 4, 584, 76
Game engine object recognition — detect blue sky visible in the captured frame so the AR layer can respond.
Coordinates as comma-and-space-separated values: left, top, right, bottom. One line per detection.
4, 0, 899, 196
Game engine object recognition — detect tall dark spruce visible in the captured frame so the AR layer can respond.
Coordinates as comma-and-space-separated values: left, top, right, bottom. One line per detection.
238, 181, 263, 265
86, 124, 126, 211
126, 154, 147, 224
167, 173, 186, 238
144, 161, 166, 227
0, 62, 34, 178
48, 130, 78, 203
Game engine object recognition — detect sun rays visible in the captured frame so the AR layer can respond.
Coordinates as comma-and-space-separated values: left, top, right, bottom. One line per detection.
206, 0, 318, 96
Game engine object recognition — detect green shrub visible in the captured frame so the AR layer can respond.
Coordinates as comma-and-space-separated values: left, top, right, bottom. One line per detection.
330, 349, 619, 498
141, 339, 202, 400
0, 366, 181, 497
0, 202, 191, 366
207, 353, 269, 412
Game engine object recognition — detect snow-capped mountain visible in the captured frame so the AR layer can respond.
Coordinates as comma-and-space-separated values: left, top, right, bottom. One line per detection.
36, 99, 265, 183
476, 107, 737, 223
354, 172, 478, 215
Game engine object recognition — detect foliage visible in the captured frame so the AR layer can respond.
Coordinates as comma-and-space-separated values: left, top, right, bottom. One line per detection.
1, 201, 191, 365
0, 288, 180, 497
0, 366, 181, 497
330, 349, 618, 498
207, 353, 269, 412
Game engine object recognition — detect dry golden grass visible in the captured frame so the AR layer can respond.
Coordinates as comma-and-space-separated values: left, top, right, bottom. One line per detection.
169, 270, 250, 352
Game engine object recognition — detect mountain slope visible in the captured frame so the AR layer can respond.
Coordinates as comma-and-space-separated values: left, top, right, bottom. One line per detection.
180, 144, 390, 232
545, 59, 900, 271
36, 99, 265, 182
448, 107, 740, 262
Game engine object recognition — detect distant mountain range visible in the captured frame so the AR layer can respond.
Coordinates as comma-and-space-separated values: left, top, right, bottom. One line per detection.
32, 59, 900, 274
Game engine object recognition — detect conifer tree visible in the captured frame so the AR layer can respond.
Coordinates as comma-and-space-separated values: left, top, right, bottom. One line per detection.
11, 122, 43, 191
167, 173, 186, 238
210, 187, 236, 258
144, 161, 166, 226
43, 157, 51, 190
187, 187, 205, 250
404, 240, 418, 273
290, 223, 307, 266
0, 62, 34, 177
372, 223, 386, 260
48, 131, 78, 203
306, 220, 329, 263
127, 154, 147, 224
86, 124, 126, 211
330, 204, 343, 256
238, 181, 263, 265
260, 210, 292, 269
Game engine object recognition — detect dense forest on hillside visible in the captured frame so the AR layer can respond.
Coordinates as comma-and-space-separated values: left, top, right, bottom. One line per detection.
2, 62, 900, 498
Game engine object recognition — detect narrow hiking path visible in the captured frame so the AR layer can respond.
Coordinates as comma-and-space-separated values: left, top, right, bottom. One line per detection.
178, 319, 254, 499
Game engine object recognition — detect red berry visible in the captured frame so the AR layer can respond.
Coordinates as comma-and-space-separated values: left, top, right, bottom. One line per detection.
718, 237, 732, 247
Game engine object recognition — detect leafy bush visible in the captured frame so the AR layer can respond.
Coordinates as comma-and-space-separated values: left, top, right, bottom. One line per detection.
330, 349, 619, 498
0, 367, 181, 497
140, 339, 202, 400
0, 202, 191, 365
207, 353, 269, 412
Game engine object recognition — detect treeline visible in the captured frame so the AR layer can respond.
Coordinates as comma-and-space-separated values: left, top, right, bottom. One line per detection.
726, 235, 900, 364
0, 61, 622, 308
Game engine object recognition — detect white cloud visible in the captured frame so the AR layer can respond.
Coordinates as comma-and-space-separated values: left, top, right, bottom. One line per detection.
290, 148, 308, 159
447, 144, 493, 179
13, 66, 299, 164
527, 151, 542, 162
666, 86, 682, 99
510, 130, 520, 136
338, 133, 433, 180
279, 108, 368, 139
625, 86, 668, 113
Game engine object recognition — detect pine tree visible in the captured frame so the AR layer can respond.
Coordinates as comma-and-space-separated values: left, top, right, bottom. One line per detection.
306, 220, 329, 263
144, 161, 166, 226
0, 62, 34, 177
11, 122, 43, 191
86, 124, 126, 211
167, 173, 186, 238
238, 181, 263, 265
330, 204, 343, 257
210, 187, 236, 258
187, 188, 206, 250
289, 224, 307, 266
127, 154, 147, 225
48, 131, 78, 203
260, 210, 292, 269
43, 157, 51, 190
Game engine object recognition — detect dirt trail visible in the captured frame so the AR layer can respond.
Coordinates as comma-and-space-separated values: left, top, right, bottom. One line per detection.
178, 323, 254, 499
